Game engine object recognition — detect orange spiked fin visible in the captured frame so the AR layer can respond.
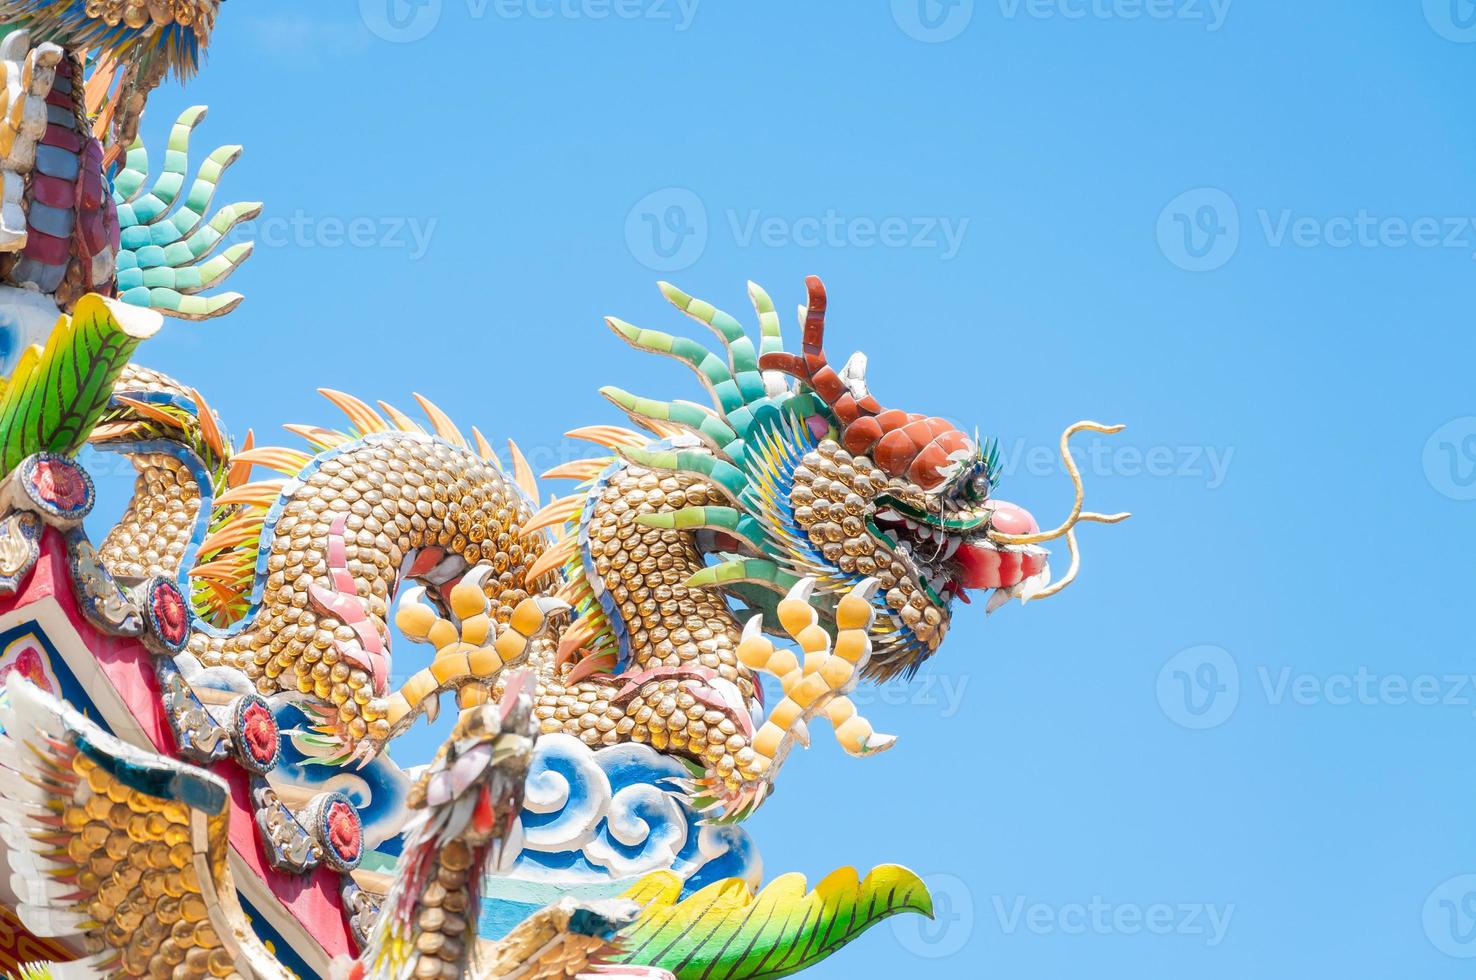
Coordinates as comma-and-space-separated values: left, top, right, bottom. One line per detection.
565, 425, 648, 449
523, 535, 577, 586
197, 520, 266, 556
565, 651, 617, 686
111, 395, 184, 429
647, 419, 685, 439
556, 619, 597, 668
230, 446, 313, 476
83, 53, 117, 124
541, 458, 609, 482
525, 495, 580, 535
226, 429, 256, 488
507, 439, 538, 505
320, 389, 389, 435
556, 578, 590, 607
188, 557, 251, 583
213, 480, 288, 509
471, 426, 503, 470
89, 421, 143, 441
377, 401, 424, 434
187, 387, 225, 459
283, 423, 350, 451
412, 393, 467, 447
200, 581, 245, 613
197, 513, 267, 551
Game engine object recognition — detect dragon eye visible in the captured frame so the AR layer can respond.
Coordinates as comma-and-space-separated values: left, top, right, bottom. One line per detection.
969, 472, 991, 501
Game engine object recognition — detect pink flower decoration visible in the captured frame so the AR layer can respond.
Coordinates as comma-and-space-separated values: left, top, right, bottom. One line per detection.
241, 701, 277, 765
33, 460, 86, 510
152, 584, 187, 643
327, 801, 361, 863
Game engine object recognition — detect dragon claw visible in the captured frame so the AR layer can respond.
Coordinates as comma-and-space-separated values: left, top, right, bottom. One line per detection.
380, 579, 568, 735
735, 577, 892, 802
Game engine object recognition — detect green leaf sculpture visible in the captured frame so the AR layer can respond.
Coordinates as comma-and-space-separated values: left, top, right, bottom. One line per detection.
0, 294, 159, 474
609, 865, 935, 979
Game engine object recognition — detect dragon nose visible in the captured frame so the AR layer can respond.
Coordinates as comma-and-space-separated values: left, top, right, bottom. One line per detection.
988, 500, 1040, 536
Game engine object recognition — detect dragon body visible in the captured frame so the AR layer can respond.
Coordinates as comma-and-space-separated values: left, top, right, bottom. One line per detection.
89, 276, 1126, 819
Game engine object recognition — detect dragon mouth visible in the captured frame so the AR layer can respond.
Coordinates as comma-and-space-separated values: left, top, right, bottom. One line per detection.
872, 505, 1050, 608
401, 545, 472, 604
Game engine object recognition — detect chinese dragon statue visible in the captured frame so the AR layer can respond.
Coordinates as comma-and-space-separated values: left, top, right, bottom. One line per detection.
0, 2, 1129, 978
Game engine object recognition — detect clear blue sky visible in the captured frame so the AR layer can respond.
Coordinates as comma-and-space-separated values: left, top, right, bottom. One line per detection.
118, 2, 1475, 977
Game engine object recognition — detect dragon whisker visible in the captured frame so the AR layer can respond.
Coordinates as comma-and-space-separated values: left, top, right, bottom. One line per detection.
986, 420, 1132, 546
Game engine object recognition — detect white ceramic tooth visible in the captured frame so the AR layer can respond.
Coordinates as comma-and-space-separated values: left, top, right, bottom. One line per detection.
1018, 565, 1052, 603
985, 588, 1012, 615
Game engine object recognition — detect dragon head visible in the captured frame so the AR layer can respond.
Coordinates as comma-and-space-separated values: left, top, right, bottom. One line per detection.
369, 676, 539, 980
592, 276, 1129, 683
404, 672, 538, 850
753, 277, 1131, 678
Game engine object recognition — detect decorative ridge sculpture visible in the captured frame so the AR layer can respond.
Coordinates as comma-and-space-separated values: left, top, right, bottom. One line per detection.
0, 3, 1129, 977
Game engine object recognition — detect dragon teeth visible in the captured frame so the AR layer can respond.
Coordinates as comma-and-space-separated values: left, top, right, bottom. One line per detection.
1017, 565, 1052, 603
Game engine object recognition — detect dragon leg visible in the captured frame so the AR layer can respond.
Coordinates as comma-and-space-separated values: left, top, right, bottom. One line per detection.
377, 571, 568, 734
738, 578, 896, 771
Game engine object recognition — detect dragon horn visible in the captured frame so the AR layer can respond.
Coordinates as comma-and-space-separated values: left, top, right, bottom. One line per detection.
756, 276, 891, 457
757, 276, 977, 490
